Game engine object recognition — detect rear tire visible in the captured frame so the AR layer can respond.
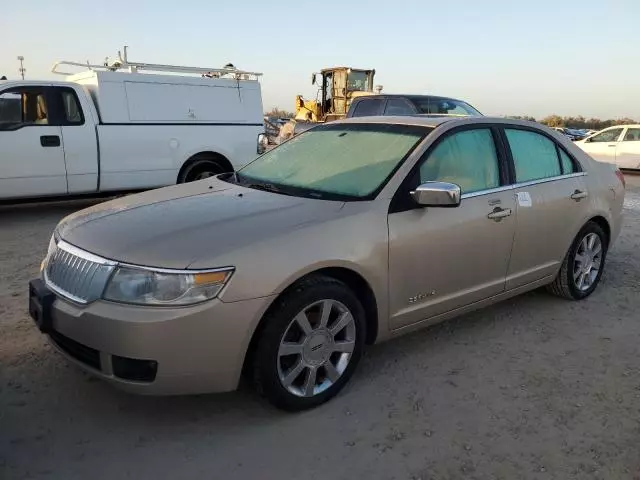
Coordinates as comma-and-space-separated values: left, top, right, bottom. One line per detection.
178, 157, 228, 183
252, 275, 366, 411
546, 221, 608, 300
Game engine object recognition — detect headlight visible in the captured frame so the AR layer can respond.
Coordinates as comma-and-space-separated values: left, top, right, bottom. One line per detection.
103, 266, 234, 306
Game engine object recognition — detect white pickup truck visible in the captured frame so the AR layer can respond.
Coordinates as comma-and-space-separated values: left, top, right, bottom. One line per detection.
0, 52, 265, 200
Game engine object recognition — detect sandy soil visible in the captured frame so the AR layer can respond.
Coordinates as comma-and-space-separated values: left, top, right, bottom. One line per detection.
2, 176, 640, 480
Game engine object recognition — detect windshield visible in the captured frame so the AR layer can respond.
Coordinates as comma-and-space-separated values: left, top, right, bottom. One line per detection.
347, 71, 370, 91
414, 98, 482, 116
237, 124, 428, 199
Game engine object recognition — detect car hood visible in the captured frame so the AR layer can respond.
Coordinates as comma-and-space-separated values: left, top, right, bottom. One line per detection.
57, 178, 345, 269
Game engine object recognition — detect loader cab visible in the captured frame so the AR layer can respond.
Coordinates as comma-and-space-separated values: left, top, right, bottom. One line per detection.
312, 67, 375, 122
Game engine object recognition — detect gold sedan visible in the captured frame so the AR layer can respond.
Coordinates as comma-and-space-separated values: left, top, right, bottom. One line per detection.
30, 116, 625, 411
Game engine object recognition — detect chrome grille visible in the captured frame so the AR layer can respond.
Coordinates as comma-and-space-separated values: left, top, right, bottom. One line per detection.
44, 241, 115, 304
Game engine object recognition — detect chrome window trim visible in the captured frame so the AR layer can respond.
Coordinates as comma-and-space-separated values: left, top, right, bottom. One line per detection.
513, 171, 586, 189
461, 185, 514, 199
460, 172, 587, 199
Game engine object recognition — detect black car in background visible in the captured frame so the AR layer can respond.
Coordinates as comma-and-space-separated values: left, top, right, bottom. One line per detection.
346, 94, 482, 118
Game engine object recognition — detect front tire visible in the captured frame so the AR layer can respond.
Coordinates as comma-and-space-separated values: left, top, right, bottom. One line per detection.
547, 221, 608, 300
252, 276, 366, 411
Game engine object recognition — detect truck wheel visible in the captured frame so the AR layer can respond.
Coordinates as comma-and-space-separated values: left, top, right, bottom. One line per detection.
252, 275, 366, 411
178, 155, 230, 183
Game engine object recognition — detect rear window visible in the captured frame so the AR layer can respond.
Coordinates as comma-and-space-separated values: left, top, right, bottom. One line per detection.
350, 99, 384, 117
414, 98, 481, 116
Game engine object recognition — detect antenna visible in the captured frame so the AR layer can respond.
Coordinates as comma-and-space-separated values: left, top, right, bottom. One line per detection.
17, 56, 25, 80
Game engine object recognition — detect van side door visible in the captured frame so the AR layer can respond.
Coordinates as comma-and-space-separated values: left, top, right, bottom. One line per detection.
0, 86, 67, 199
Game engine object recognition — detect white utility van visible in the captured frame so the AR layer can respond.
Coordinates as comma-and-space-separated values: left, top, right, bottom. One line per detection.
0, 48, 266, 200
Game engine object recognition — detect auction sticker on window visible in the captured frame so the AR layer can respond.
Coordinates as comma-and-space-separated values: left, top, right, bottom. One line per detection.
517, 191, 532, 207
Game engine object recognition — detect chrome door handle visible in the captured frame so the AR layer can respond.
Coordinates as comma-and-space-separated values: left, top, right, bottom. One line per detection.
608, 144, 617, 147
570, 190, 588, 201
487, 207, 512, 221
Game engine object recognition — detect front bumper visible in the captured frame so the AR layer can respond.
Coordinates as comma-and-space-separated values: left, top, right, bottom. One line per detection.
29, 279, 274, 395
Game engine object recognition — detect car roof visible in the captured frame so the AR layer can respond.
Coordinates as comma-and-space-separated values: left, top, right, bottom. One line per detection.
354, 94, 469, 103
338, 115, 541, 129
0, 79, 77, 88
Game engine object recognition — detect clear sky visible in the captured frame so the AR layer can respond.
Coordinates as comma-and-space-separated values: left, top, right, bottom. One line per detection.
1, 0, 638, 119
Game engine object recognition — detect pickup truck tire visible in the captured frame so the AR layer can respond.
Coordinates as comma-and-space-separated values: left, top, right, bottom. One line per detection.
178, 154, 231, 183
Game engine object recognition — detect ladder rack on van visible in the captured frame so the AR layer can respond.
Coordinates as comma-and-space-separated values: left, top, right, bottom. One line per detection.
51, 46, 262, 81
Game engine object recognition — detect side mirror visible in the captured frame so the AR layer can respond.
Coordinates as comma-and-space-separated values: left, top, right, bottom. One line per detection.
410, 182, 461, 207
311, 73, 317, 85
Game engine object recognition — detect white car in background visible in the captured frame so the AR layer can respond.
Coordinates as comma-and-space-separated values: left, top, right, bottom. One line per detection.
576, 125, 640, 170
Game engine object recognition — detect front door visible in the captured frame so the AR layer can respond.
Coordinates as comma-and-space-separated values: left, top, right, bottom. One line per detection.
53, 87, 99, 193
581, 127, 623, 164
388, 127, 516, 330
503, 127, 592, 288
0, 87, 67, 199
615, 127, 640, 169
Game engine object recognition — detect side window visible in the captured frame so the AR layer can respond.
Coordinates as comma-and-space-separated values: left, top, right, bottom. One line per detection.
60, 89, 84, 125
0, 92, 22, 127
559, 149, 577, 174
384, 98, 414, 116
419, 128, 500, 194
505, 129, 561, 182
0, 88, 49, 129
351, 99, 383, 117
623, 128, 640, 141
590, 128, 623, 143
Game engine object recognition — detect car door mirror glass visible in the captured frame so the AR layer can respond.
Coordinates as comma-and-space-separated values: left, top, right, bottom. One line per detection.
410, 182, 461, 207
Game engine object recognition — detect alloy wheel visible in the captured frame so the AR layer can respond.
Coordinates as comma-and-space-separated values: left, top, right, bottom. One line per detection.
277, 299, 356, 398
573, 232, 603, 291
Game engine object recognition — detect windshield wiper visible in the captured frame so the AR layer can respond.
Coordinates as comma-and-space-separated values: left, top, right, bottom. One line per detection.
244, 182, 283, 194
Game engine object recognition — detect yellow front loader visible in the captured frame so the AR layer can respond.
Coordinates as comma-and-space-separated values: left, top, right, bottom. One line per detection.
278, 67, 378, 142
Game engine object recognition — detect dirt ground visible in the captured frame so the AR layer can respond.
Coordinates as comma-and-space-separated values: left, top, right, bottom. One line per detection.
2, 175, 640, 480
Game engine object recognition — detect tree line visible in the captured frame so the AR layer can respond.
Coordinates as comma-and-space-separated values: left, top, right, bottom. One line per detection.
264, 108, 294, 119
265, 107, 637, 131
509, 115, 637, 130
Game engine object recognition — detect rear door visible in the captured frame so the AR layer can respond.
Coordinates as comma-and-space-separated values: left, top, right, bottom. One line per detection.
615, 127, 640, 169
580, 127, 623, 164
0, 86, 67, 199
504, 127, 590, 289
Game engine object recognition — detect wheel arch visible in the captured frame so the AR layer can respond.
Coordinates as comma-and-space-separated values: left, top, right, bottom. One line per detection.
587, 215, 611, 244
242, 266, 380, 375
177, 151, 234, 183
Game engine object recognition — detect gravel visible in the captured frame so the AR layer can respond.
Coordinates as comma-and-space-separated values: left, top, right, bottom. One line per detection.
2, 176, 640, 480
